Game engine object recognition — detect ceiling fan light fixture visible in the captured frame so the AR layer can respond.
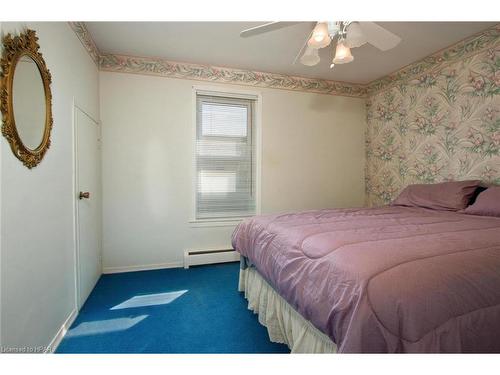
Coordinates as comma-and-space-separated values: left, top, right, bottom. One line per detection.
332, 40, 354, 64
345, 22, 367, 48
300, 46, 320, 66
307, 22, 331, 49
327, 22, 341, 38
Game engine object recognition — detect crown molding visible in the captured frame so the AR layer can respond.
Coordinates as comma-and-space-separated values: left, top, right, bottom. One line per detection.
366, 24, 500, 96
69, 22, 499, 99
68, 21, 99, 65
99, 53, 368, 98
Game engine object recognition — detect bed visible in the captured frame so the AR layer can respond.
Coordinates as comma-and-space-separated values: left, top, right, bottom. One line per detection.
232, 205, 500, 353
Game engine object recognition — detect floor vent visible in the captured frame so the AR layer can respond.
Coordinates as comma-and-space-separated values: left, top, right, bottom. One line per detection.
184, 248, 240, 269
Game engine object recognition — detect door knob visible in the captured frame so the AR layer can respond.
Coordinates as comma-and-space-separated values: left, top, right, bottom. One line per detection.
79, 191, 90, 200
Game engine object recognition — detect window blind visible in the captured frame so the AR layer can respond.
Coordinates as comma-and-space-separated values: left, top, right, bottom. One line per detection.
195, 94, 256, 220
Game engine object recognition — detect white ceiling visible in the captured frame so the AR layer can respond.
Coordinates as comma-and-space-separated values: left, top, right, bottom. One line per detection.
86, 22, 497, 84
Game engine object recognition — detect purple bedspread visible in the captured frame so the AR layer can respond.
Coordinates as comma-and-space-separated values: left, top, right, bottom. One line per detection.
232, 206, 500, 353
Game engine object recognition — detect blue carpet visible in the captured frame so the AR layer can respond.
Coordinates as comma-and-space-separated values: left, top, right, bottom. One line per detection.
56, 262, 289, 353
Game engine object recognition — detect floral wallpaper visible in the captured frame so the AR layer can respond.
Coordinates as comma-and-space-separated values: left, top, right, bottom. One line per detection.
365, 27, 500, 206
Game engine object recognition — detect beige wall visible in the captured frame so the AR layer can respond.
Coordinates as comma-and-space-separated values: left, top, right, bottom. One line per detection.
100, 71, 366, 270
0, 22, 100, 350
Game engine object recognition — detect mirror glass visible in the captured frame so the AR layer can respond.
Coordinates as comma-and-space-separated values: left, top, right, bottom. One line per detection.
12, 54, 46, 150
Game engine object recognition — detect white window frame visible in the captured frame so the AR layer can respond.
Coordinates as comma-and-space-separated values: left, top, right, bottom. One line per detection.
190, 85, 262, 227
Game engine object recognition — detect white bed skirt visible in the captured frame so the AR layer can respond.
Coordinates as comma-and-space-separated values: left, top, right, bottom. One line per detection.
239, 266, 337, 353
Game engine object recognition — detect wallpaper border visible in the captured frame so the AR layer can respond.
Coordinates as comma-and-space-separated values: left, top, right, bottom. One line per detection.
68, 21, 100, 66
98, 53, 368, 98
69, 22, 499, 99
366, 24, 500, 96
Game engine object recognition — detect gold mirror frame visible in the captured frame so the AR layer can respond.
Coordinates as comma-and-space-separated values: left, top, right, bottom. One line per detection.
0, 29, 53, 169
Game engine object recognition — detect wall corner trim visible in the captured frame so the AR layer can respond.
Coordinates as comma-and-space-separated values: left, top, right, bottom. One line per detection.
45, 308, 78, 353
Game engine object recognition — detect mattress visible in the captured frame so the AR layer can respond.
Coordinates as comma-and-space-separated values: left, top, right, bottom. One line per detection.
232, 206, 500, 353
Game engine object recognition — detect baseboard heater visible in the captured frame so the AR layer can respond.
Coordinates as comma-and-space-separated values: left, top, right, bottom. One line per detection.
184, 248, 240, 269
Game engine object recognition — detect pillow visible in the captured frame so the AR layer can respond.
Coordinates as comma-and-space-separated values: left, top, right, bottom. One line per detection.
392, 180, 481, 211
462, 186, 500, 217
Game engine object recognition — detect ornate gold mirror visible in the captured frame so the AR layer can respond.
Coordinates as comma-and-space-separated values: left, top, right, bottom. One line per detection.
1, 29, 53, 168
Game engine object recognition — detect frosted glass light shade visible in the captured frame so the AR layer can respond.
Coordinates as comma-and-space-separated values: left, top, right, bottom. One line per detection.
332, 41, 354, 64
307, 22, 331, 49
300, 46, 320, 66
345, 22, 367, 48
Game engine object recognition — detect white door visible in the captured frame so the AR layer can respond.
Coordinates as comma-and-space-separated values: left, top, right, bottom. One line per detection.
75, 106, 101, 309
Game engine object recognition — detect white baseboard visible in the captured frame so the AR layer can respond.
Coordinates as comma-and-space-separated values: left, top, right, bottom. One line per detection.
184, 248, 239, 268
102, 261, 183, 274
46, 308, 77, 353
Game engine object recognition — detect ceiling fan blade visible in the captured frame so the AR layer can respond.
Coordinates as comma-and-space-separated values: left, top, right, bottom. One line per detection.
358, 22, 402, 51
293, 25, 316, 65
240, 22, 302, 38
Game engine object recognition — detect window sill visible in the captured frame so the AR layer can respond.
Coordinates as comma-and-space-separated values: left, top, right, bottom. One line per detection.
189, 218, 245, 228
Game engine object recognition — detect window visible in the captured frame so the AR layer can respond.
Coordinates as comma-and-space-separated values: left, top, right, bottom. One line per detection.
195, 92, 256, 220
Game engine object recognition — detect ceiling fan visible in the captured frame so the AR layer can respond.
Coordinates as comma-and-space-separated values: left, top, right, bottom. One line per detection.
240, 22, 402, 69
